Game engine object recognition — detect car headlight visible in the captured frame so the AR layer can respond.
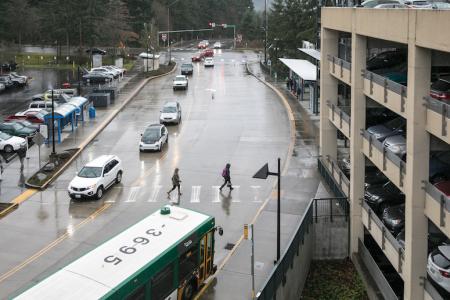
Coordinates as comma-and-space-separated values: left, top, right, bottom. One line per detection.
87, 184, 96, 190
391, 219, 402, 225
389, 145, 401, 153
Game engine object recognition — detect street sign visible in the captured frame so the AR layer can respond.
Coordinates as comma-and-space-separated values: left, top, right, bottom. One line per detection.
267, 59, 271, 66
253, 163, 269, 179
161, 34, 167, 42
39, 124, 48, 139
34, 132, 45, 146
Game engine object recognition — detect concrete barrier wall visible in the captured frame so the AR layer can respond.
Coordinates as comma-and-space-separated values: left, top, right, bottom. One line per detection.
313, 217, 349, 259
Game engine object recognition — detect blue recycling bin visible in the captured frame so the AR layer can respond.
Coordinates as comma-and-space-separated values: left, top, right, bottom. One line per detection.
89, 106, 96, 119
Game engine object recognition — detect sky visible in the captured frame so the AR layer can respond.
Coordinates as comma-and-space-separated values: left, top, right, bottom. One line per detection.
253, 0, 274, 11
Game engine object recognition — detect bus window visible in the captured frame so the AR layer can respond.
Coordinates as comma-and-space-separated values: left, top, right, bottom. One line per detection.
125, 285, 146, 300
179, 246, 199, 281
151, 263, 175, 300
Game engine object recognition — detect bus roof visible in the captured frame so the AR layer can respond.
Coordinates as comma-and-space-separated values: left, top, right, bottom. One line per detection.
15, 206, 213, 300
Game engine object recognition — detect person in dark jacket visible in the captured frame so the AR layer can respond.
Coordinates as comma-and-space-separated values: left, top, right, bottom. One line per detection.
219, 163, 233, 191
17, 146, 26, 171
167, 168, 182, 197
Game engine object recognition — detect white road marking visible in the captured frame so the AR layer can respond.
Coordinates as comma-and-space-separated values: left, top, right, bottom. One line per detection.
125, 186, 140, 203
148, 185, 162, 202
251, 185, 262, 202
190, 186, 201, 203
212, 186, 221, 203
231, 186, 240, 202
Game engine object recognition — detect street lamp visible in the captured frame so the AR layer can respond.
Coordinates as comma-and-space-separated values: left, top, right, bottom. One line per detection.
51, 89, 56, 155
264, 0, 268, 64
167, 0, 180, 63
253, 158, 281, 263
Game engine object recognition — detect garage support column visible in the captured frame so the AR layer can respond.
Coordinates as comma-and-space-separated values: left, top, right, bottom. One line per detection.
403, 42, 431, 299
319, 28, 338, 159
349, 33, 366, 255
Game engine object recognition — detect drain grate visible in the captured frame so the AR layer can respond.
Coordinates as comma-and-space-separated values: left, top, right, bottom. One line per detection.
224, 243, 235, 250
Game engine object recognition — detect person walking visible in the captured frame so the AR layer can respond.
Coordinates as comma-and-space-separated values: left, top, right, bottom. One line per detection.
219, 163, 233, 191
17, 146, 27, 171
0, 155, 3, 181
167, 168, 182, 197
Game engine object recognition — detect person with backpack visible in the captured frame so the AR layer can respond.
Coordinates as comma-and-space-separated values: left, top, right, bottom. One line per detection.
167, 168, 182, 197
220, 163, 233, 191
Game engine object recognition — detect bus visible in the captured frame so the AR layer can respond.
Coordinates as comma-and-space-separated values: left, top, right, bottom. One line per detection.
15, 206, 223, 300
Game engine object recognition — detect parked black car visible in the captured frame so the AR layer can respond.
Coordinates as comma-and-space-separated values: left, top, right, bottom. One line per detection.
367, 49, 407, 72
382, 203, 405, 235
365, 181, 405, 214
366, 107, 398, 128
367, 117, 406, 142
0, 61, 17, 72
365, 169, 389, 189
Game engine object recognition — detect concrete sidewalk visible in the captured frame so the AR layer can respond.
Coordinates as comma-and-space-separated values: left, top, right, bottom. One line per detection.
0, 67, 148, 204
199, 62, 330, 299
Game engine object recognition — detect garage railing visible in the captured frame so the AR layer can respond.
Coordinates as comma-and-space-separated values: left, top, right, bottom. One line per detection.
327, 101, 351, 137
424, 180, 450, 226
318, 156, 350, 198
425, 96, 450, 137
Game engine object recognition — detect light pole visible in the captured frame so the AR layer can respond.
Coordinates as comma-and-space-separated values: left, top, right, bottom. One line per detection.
264, 0, 268, 64
253, 158, 281, 263
167, 0, 180, 63
51, 89, 56, 155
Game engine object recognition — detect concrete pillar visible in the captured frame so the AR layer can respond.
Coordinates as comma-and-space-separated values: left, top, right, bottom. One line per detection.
403, 38, 431, 299
320, 28, 339, 159
349, 33, 366, 255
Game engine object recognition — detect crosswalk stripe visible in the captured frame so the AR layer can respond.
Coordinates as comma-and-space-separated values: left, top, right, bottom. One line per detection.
190, 186, 201, 203
125, 186, 140, 203
231, 186, 240, 202
212, 186, 221, 203
148, 185, 162, 202
251, 185, 262, 202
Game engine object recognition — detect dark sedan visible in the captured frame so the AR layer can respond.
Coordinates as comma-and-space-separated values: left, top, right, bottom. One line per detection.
365, 181, 405, 214
382, 203, 405, 235
0, 122, 36, 138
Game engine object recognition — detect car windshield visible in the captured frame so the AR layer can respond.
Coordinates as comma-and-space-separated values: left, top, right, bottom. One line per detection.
385, 118, 404, 130
182, 64, 192, 68
78, 166, 103, 178
0, 131, 11, 140
143, 127, 160, 140
175, 76, 185, 81
162, 106, 177, 113
12, 123, 24, 130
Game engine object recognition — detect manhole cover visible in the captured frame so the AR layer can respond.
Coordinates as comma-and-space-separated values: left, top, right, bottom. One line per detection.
224, 243, 235, 250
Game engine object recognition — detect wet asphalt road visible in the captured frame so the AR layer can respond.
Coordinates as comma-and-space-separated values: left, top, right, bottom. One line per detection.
0, 50, 291, 298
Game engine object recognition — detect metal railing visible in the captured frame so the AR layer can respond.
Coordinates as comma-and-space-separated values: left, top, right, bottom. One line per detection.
327, 101, 351, 137
317, 157, 350, 198
358, 239, 400, 300
425, 96, 450, 137
314, 197, 349, 222
424, 180, 450, 227
362, 202, 404, 275
327, 54, 352, 70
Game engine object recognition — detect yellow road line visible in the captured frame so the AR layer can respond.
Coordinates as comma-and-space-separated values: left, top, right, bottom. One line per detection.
195, 62, 297, 299
0, 203, 111, 284
11, 189, 37, 205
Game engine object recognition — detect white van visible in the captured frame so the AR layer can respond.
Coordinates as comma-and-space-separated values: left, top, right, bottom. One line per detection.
29, 101, 57, 111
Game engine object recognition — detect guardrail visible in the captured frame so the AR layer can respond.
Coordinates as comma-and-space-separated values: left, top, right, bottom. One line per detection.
362, 201, 404, 278
425, 96, 450, 138
424, 181, 450, 226
327, 54, 351, 70
256, 199, 314, 299
327, 55, 352, 84
361, 129, 406, 188
358, 239, 400, 300
314, 197, 349, 222
327, 101, 351, 138
317, 157, 350, 198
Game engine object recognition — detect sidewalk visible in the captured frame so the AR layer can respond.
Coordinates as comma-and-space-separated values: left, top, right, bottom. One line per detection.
0, 66, 147, 204
199, 62, 330, 299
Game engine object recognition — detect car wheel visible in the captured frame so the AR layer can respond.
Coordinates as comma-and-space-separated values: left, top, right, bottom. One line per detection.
182, 280, 197, 300
115, 171, 122, 184
96, 186, 104, 200
4, 145, 13, 153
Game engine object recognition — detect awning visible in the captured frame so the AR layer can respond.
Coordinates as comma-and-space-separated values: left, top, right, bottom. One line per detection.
279, 58, 317, 81
298, 48, 321, 61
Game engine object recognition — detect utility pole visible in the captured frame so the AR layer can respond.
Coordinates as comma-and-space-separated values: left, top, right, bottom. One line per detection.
264, 0, 268, 64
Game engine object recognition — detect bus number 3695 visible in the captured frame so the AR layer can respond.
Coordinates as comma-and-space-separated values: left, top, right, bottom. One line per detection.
104, 228, 163, 266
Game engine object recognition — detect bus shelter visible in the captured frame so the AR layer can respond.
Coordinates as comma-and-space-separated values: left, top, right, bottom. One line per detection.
44, 103, 77, 143
279, 58, 317, 112
68, 96, 89, 123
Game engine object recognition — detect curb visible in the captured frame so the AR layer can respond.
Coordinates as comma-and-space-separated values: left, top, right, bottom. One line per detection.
14, 63, 177, 198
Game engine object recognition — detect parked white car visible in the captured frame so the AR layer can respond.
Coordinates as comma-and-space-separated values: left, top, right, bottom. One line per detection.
139, 124, 168, 152
91, 67, 118, 79
0, 131, 27, 153
204, 57, 214, 67
68, 155, 123, 200
173, 75, 188, 90
428, 245, 450, 293
160, 102, 181, 124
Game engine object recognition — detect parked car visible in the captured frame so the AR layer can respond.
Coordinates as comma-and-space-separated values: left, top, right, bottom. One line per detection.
429, 151, 450, 184
383, 134, 406, 160
0, 83, 5, 93
374, 2, 408, 7
397, 221, 449, 250
6, 110, 47, 124
103, 66, 123, 77
0, 122, 36, 139
365, 169, 389, 189
358, 0, 400, 7
382, 203, 405, 235
366, 49, 407, 72
68, 155, 122, 200
139, 124, 168, 152
192, 52, 204, 62
428, 245, 450, 293
7, 120, 40, 132
83, 71, 113, 84
204, 57, 214, 67
378, 62, 408, 86
160, 102, 182, 125
365, 181, 405, 214
366, 107, 398, 128
367, 117, 406, 142
173, 75, 188, 90
213, 41, 222, 49
86, 48, 107, 55
181, 63, 194, 75
7, 73, 27, 87
434, 180, 450, 196
0, 75, 14, 89
430, 76, 450, 102
0, 61, 17, 72
91, 67, 119, 79
29, 101, 58, 111
0, 131, 27, 153
431, 2, 450, 9
108, 65, 126, 74
404, 0, 432, 8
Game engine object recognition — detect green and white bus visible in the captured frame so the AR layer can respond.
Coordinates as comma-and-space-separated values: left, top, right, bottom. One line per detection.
15, 206, 223, 300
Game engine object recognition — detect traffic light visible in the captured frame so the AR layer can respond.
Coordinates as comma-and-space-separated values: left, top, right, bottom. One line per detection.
208, 22, 216, 28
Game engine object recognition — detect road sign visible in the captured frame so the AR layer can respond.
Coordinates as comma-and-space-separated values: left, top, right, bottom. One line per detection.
267, 59, 272, 66
253, 163, 269, 179
39, 124, 48, 139
161, 34, 167, 42
34, 132, 45, 146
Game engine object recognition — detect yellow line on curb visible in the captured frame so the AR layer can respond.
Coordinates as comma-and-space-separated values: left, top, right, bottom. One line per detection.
0, 203, 111, 284
11, 189, 38, 205
194, 62, 297, 299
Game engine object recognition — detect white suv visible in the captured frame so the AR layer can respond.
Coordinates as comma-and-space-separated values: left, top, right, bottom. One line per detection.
173, 75, 188, 90
0, 131, 26, 153
68, 155, 123, 200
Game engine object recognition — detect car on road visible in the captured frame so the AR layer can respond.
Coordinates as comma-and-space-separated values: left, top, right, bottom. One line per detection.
204, 57, 214, 67
68, 155, 123, 200
214, 41, 222, 49
192, 53, 204, 62
198, 40, 209, 49
202, 49, 214, 57
173, 75, 188, 90
82, 71, 113, 84
181, 63, 194, 75
367, 117, 406, 142
0, 131, 26, 153
428, 245, 450, 293
404, 0, 432, 8
160, 102, 181, 124
358, 0, 401, 7
374, 2, 408, 7
139, 124, 168, 152
430, 76, 450, 102
0, 75, 14, 89
382, 203, 405, 235
0, 122, 36, 139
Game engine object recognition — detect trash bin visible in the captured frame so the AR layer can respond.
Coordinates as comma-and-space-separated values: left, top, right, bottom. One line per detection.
89, 106, 96, 119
